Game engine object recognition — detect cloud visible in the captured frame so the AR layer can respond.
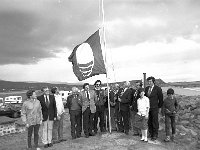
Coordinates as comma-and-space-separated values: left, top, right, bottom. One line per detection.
0, 0, 200, 82
0, 0, 100, 65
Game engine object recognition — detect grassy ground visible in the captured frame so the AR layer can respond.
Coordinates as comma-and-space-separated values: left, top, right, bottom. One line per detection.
0, 88, 200, 150
0, 109, 197, 150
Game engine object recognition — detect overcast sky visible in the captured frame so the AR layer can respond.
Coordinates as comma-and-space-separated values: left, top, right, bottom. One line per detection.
0, 0, 200, 84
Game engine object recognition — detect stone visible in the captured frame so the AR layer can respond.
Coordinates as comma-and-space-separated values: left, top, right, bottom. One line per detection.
176, 125, 190, 133
192, 108, 200, 115
189, 129, 198, 137
194, 119, 200, 124
180, 120, 190, 126
180, 113, 191, 120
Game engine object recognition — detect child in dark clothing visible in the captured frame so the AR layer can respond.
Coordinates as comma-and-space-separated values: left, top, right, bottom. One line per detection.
162, 88, 178, 142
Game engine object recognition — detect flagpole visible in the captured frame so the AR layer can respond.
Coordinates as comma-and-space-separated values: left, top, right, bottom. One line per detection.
101, 0, 112, 133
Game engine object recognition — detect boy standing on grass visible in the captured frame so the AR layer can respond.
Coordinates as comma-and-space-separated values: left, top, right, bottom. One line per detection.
162, 88, 178, 142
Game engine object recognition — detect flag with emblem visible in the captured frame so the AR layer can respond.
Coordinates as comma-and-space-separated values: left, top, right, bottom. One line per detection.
68, 29, 106, 81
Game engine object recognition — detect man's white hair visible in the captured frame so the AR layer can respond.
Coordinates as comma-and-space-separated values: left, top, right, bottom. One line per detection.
72, 87, 79, 93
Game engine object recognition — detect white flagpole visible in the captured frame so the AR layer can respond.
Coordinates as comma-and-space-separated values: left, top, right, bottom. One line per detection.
101, 0, 112, 133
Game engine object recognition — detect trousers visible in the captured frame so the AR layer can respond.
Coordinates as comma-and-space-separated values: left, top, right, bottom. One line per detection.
41, 119, 53, 144
27, 124, 40, 148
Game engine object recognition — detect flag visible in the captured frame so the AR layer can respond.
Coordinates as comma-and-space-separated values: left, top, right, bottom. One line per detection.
68, 29, 106, 81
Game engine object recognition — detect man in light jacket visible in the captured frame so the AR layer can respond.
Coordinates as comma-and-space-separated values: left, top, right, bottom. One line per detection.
79, 83, 97, 138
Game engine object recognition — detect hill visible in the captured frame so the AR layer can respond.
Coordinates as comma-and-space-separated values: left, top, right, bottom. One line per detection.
0, 80, 82, 92
0, 78, 166, 92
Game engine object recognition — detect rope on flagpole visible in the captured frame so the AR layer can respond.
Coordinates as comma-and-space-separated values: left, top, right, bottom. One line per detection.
101, 0, 112, 134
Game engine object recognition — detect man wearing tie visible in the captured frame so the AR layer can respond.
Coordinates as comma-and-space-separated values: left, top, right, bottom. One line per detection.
145, 76, 163, 141
79, 83, 97, 138
118, 81, 132, 135
37, 87, 57, 148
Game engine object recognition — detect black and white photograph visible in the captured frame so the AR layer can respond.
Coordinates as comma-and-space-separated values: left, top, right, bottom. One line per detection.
0, 0, 200, 150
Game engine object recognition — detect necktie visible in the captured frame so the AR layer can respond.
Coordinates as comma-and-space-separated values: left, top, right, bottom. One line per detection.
45, 95, 49, 107
86, 91, 90, 100
148, 87, 152, 97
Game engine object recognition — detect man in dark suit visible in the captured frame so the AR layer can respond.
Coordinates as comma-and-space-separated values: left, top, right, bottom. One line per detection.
37, 87, 57, 148
145, 76, 163, 141
118, 81, 132, 135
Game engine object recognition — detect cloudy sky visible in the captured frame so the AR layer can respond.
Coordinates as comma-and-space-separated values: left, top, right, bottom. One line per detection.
0, 0, 200, 84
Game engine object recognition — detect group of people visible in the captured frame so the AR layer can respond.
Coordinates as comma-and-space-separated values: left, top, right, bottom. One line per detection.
21, 76, 178, 149
66, 77, 178, 142
21, 86, 65, 150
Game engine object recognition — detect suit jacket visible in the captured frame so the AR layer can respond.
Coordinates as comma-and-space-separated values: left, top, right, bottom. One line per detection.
80, 90, 97, 113
37, 94, 57, 121
145, 85, 163, 109
119, 88, 132, 111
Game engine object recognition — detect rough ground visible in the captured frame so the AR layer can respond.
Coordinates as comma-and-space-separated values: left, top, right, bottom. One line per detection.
0, 109, 198, 150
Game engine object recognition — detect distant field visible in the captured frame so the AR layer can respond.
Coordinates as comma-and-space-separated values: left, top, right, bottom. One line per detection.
162, 86, 200, 96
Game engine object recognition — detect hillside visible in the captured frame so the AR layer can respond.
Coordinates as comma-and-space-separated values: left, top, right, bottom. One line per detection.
0, 79, 166, 92
0, 80, 83, 92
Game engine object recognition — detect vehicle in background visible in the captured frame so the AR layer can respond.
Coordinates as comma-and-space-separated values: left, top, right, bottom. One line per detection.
4, 96, 23, 104
0, 103, 21, 118
0, 97, 3, 107
59, 91, 71, 107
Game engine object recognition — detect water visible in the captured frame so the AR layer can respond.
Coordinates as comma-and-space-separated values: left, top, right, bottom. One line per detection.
184, 87, 200, 92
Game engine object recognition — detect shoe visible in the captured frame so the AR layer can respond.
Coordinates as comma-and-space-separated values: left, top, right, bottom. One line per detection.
151, 137, 157, 141
125, 131, 129, 135
48, 143, 53, 147
144, 140, 148, 142
52, 140, 59, 144
140, 139, 144, 141
72, 136, 76, 140
85, 135, 89, 138
89, 132, 95, 136
164, 136, 170, 142
76, 135, 81, 138
44, 144, 48, 148
36, 148, 41, 150
171, 134, 175, 141
60, 139, 67, 142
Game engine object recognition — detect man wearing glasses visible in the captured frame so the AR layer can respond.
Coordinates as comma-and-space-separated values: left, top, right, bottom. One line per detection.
79, 83, 97, 138
37, 87, 57, 148
93, 80, 106, 134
